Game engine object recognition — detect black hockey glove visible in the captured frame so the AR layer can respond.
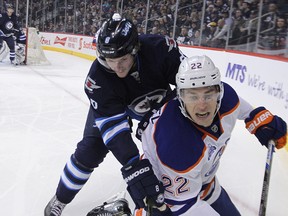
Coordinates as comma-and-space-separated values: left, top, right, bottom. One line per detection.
121, 158, 165, 209
245, 106, 287, 149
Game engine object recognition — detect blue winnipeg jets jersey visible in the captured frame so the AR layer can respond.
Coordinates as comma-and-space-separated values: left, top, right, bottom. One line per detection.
0, 12, 20, 35
141, 82, 254, 215
84, 34, 184, 164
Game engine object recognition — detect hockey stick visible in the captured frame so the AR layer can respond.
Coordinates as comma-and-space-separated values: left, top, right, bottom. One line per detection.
146, 198, 170, 216
146, 198, 153, 216
259, 140, 275, 216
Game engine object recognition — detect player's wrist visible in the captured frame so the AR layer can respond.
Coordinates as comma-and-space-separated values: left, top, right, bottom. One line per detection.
125, 155, 140, 166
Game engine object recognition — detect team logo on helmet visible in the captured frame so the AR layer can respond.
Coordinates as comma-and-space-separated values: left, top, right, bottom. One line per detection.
104, 37, 110, 44
122, 22, 132, 36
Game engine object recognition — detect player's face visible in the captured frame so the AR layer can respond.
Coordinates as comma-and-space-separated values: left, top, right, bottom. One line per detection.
181, 86, 219, 127
106, 54, 134, 78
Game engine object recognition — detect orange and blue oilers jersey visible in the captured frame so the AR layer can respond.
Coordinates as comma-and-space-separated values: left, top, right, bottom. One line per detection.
141, 82, 254, 215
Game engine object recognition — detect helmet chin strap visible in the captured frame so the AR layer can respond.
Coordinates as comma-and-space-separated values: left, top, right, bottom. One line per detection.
95, 49, 113, 72
129, 55, 138, 73
178, 97, 193, 122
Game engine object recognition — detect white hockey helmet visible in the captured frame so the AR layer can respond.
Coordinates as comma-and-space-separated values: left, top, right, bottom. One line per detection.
176, 55, 224, 119
176, 55, 221, 89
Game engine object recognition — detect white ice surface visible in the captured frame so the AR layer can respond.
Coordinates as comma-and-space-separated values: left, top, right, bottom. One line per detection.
0, 51, 287, 216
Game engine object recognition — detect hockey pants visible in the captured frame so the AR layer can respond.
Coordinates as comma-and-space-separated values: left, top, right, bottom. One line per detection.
211, 187, 241, 216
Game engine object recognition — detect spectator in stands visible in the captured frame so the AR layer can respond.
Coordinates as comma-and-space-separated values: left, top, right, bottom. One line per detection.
204, 4, 217, 23
176, 26, 191, 45
158, 17, 170, 32
151, 26, 160, 34
137, 24, 144, 35
210, 18, 227, 48
275, 17, 287, 34
241, 1, 252, 20
177, 13, 190, 28
208, 10, 233, 48
190, 10, 201, 24
205, 21, 218, 46
262, 2, 280, 30
231, 9, 247, 45
159, 27, 168, 36
238, 9, 258, 43
214, 0, 230, 14
14, 0, 288, 56
161, 7, 174, 28
261, 16, 287, 49
150, 19, 161, 34
205, 0, 213, 7
190, 29, 201, 46
249, 0, 260, 12
46, 21, 55, 32
274, 17, 287, 49
206, 10, 220, 25
187, 21, 199, 40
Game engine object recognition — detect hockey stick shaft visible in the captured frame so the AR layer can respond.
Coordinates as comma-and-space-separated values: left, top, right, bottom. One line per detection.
259, 140, 275, 216
146, 198, 153, 216
146, 198, 170, 216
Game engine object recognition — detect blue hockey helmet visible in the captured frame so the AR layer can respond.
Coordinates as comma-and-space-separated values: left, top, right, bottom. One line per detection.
97, 13, 139, 59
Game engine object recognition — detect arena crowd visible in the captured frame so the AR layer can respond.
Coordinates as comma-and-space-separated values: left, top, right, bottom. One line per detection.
2, 0, 288, 50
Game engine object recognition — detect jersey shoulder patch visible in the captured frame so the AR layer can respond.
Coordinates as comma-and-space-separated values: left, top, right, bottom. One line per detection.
139, 34, 177, 54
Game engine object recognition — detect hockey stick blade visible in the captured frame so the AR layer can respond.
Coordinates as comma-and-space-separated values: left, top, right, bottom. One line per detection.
259, 140, 275, 216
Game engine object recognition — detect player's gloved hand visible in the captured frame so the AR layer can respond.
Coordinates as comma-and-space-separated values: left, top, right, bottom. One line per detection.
121, 157, 165, 209
245, 106, 287, 149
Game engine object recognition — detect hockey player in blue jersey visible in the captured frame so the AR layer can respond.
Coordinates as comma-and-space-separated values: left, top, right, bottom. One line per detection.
45, 13, 185, 216
137, 55, 287, 215
0, 4, 26, 65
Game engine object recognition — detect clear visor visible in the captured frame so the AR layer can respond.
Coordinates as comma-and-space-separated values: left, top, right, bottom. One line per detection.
180, 88, 219, 104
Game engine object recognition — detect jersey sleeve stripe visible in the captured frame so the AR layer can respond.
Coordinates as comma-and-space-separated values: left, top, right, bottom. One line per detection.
95, 112, 127, 130
102, 120, 130, 145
